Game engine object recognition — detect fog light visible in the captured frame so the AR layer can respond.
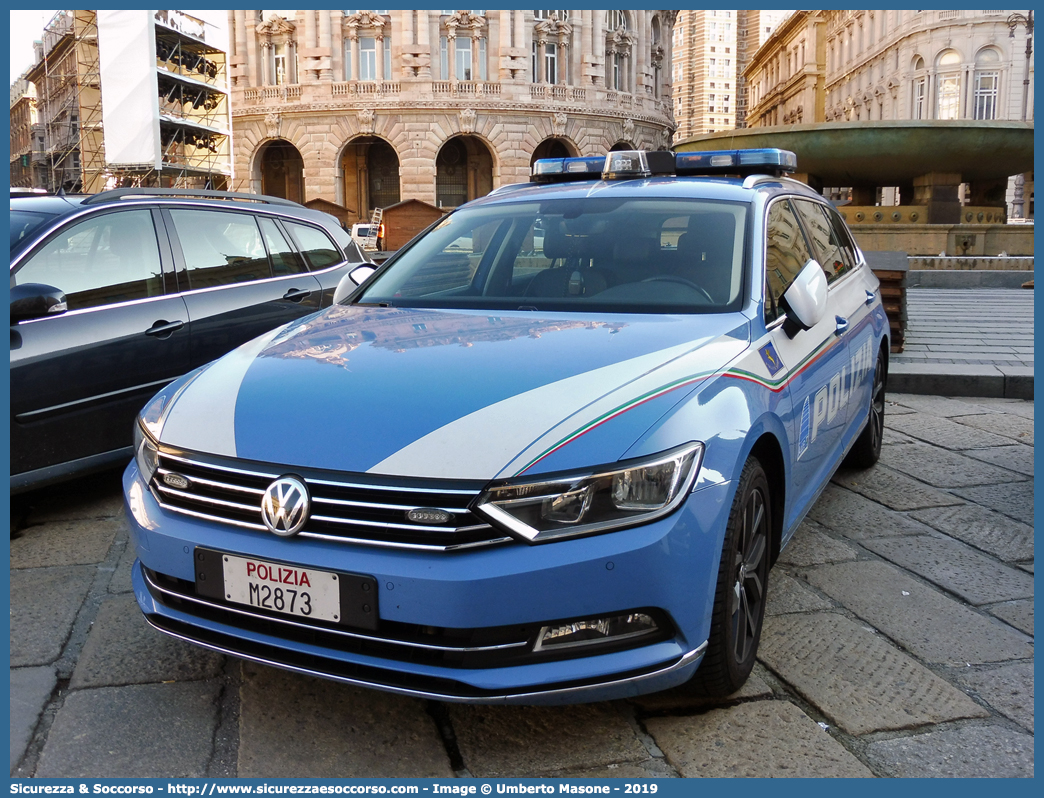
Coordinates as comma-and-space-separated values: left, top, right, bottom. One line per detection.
533, 612, 659, 652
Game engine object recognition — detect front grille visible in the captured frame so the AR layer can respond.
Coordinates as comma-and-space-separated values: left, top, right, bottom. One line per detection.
150, 448, 511, 551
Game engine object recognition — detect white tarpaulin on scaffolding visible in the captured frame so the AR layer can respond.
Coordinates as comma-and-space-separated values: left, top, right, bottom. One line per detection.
97, 10, 161, 169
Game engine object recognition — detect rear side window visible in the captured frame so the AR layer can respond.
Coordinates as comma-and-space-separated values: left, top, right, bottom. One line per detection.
258, 217, 307, 276
765, 199, 812, 322
793, 199, 854, 284
10, 210, 56, 254
284, 222, 344, 270
12, 209, 164, 310
169, 209, 273, 290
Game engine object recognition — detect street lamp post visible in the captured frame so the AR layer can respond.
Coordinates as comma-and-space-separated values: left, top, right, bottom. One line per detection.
1007, 11, 1033, 218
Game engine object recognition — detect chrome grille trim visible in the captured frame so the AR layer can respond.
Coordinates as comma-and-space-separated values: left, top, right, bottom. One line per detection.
311, 495, 470, 513
150, 449, 510, 551
142, 568, 528, 653
158, 468, 264, 496
156, 484, 262, 515
155, 496, 267, 532
296, 531, 514, 552
309, 513, 492, 534
160, 452, 281, 480
309, 477, 477, 495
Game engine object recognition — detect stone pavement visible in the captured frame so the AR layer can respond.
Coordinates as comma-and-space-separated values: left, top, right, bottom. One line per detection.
9, 395, 1034, 778
890, 288, 1034, 399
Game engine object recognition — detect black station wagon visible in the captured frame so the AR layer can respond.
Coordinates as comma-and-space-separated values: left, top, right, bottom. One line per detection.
10, 188, 369, 492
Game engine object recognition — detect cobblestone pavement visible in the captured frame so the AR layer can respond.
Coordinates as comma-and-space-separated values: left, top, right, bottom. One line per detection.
10, 395, 1034, 778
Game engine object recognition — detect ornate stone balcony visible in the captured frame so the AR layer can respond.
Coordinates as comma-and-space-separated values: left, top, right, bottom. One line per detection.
232, 80, 674, 126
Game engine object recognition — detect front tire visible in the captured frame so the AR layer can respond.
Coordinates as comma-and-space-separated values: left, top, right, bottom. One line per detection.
692, 456, 771, 696
845, 348, 886, 468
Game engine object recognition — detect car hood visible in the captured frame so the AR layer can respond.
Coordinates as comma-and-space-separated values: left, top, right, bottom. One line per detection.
157, 305, 750, 480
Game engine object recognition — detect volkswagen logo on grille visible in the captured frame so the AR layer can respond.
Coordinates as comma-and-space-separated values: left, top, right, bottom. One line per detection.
260, 476, 310, 537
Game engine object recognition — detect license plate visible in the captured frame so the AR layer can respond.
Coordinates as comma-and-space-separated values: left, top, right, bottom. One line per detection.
221, 553, 341, 622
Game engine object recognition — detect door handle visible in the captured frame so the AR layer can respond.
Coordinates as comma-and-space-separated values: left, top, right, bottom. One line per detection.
865, 289, 876, 306
835, 316, 849, 336
283, 288, 311, 302
145, 320, 185, 338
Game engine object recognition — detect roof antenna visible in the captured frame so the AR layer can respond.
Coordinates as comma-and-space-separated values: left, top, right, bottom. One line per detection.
57, 186, 66, 197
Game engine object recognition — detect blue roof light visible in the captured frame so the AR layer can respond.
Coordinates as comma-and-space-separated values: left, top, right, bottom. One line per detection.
531, 156, 604, 183
675, 148, 797, 176
530, 148, 799, 184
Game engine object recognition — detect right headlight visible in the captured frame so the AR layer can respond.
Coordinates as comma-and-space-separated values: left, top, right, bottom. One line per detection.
133, 419, 160, 485
474, 442, 704, 544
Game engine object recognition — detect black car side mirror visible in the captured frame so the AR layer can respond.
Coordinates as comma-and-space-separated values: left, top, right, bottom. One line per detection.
11, 283, 68, 323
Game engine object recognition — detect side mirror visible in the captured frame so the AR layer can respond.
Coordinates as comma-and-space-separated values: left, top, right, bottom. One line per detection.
333, 265, 377, 305
11, 283, 67, 323
781, 259, 827, 334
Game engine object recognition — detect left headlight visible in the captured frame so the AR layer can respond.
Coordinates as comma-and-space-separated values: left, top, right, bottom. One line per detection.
133, 419, 160, 485
474, 442, 704, 544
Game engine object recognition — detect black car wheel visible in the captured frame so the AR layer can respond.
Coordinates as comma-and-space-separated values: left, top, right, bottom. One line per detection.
693, 456, 771, 696
845, 348, 886, 468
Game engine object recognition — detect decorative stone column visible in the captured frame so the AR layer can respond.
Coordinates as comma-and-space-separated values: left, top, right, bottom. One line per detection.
245, 10, 259, 87
914, 172, 963, 224
318, 11, 332, 81
350, 30, 360, 82
303, 10, 316, 82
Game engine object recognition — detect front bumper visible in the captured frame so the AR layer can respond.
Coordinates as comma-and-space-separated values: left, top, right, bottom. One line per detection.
125, 461, 732, 704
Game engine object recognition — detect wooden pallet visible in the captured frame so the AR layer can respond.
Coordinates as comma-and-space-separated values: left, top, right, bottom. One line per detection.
870, 267, 907, 353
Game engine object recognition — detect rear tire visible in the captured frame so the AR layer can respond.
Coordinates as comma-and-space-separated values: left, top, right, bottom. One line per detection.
845, 348, 886, 469
691, 456, 771, 696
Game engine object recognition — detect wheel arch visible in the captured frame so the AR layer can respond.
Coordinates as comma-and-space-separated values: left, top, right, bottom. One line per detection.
748, 432, 787, 566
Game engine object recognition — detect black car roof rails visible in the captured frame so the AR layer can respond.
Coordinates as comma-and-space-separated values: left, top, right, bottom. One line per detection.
82, 187, 302, 207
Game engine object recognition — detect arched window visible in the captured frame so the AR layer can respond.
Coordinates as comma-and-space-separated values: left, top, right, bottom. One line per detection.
935, 49, 961, 119
911, 55, 926, 119
973, 48, 1001, 120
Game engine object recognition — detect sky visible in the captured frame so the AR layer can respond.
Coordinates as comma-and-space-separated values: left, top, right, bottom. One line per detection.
9, 9, 231, 80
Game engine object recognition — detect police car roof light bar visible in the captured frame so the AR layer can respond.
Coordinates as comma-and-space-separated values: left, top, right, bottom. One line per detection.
530, 147, 798, 184
674, 148, 797, 177
530, 156, 604, 183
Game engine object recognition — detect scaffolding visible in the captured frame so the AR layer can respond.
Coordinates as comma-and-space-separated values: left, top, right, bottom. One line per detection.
27, 10, 232, 193
74, 10, 107, 193
35, 11, 82, 192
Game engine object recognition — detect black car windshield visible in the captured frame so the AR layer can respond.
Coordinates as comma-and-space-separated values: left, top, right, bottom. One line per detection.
356, 198, 748, 313
10, 210, 58, 255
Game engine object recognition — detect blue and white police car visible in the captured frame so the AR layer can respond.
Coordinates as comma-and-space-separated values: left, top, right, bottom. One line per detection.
125, 148, 889, 703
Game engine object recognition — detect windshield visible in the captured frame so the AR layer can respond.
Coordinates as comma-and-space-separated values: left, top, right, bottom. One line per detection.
357, 198, 748, 313
10, 210, 57, 256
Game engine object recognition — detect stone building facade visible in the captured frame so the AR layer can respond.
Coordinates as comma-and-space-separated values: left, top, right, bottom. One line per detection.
9, 75, 39, 188
746, 9, 1034, 128
671, 10, 738, 141
744, 11, 826, 129
226, 10, 677, 225
744, 9, 1034, 216
734, 10, 792, 128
